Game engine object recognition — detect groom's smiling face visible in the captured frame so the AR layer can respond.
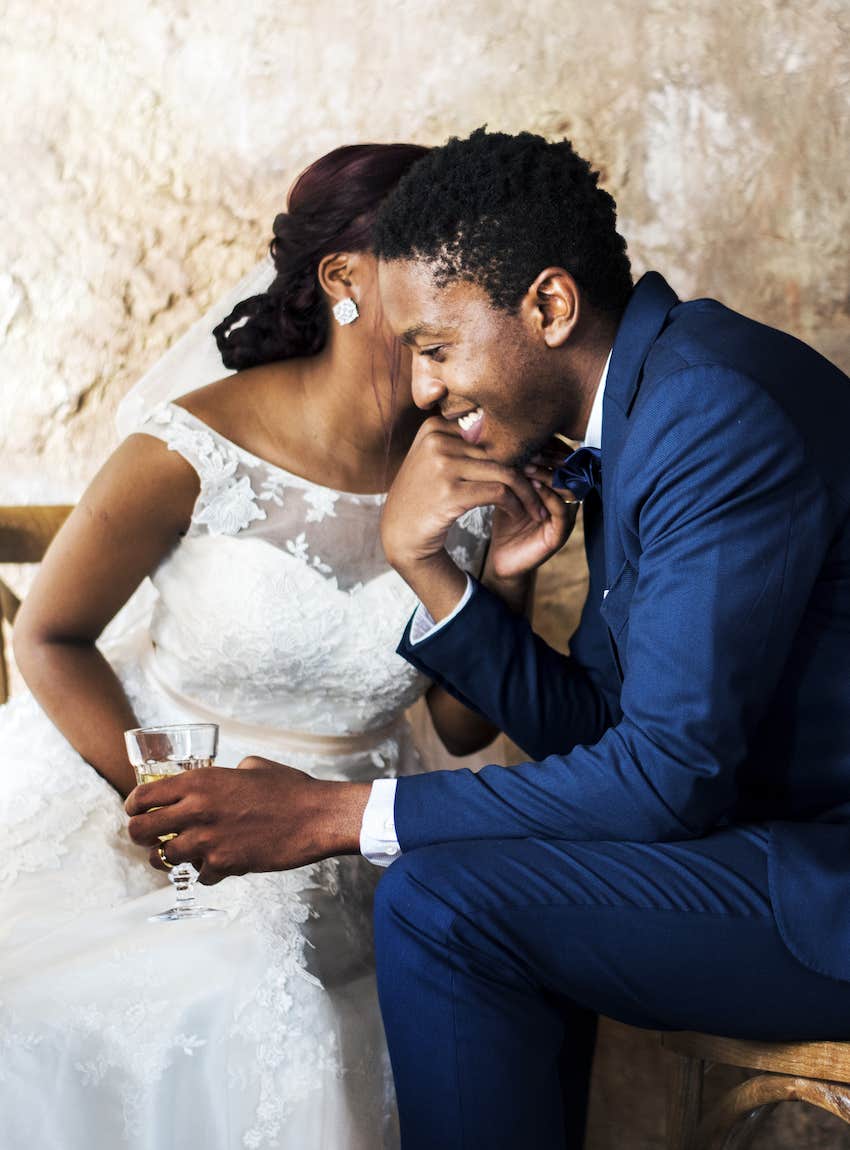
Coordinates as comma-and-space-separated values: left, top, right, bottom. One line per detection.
378, 258, 574, 468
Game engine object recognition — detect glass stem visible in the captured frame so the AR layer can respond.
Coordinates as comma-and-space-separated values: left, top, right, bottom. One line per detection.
171, 864, 197, 910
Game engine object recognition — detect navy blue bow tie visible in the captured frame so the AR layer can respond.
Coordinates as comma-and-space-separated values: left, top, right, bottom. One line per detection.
552, 446, 602, 501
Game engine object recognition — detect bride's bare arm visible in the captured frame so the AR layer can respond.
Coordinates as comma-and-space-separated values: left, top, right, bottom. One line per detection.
13, 435, 200, 797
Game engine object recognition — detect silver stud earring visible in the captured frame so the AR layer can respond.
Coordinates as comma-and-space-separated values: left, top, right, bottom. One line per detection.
333, 298, 359, 326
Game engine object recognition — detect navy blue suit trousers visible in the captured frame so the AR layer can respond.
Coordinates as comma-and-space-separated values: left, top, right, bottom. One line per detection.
375, 828, 850, 1149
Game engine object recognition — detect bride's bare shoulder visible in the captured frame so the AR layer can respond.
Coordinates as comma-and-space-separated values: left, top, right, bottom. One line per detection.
173, 362, 302, 447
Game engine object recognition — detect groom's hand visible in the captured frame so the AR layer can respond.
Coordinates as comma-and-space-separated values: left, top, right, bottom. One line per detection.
381, 415, 548, 621
486, 441, 580, 579
125, 761, 371, 884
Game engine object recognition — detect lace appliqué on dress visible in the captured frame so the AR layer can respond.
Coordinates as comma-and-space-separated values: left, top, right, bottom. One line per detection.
456, 504, 493, 541
148, 404, 267, 536
303, 487, 339, 523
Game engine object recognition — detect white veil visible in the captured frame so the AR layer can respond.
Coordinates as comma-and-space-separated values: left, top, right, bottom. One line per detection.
103, 257, 276, 645
115, 257, 277, 438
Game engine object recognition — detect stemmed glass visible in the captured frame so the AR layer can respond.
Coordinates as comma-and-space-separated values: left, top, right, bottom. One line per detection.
124, 722, 225, 923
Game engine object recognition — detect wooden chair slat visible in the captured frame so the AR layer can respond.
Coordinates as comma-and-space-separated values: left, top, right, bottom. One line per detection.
695, 1073, 850, 1150
0, 505, 74, 704
663, 1032, 850, 1083
664, 1031, 850, 1148
0, 578, 21, 625
0, 505, 73, 563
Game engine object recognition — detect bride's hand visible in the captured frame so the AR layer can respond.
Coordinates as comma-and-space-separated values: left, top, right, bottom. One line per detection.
125, 761, 371, 882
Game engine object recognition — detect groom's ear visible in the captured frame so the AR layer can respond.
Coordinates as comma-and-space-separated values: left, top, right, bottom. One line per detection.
521, 268, 580, 349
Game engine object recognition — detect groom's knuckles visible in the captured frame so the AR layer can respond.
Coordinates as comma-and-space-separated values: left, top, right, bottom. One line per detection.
481, 481, 522, 516
130, 797, 195, 844
167, 830, 205, 863
200, 837, 247, 879
237, 755, 269, 771
197, 864, 225, 886
203, 844, 228, 872
175, 787, 219, 824
126, 774, 187, 815
468, 460, 543, 521
128, 811, 160, 845
414, 414, 445, 443
125, 784, 161, 816
502, 472, 544, 521
429, 448, 454, 485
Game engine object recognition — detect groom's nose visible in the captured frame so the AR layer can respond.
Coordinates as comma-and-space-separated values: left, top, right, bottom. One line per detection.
411, 362, 448, 412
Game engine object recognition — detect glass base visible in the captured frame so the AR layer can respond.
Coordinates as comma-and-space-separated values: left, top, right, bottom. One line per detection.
148, 905, 226, 923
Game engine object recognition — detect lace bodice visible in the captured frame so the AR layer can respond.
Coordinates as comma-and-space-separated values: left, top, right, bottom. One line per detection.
136, 403, 491, 736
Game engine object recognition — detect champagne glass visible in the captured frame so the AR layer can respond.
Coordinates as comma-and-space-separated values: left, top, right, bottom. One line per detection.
124, 722, 225, 923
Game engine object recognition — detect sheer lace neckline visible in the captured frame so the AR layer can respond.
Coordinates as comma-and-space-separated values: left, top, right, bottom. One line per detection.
168, 402, 388, 503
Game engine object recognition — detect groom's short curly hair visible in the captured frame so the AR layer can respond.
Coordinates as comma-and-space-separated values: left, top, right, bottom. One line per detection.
373, 127, 633, 314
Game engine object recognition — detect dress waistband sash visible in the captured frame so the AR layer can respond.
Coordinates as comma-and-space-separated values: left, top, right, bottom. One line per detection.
142, 647, 402, 759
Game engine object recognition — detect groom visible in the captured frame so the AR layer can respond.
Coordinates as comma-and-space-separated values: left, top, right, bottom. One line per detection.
128, 129, 850, 1148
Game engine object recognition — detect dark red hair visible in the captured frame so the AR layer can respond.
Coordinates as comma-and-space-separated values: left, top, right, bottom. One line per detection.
214, 143, 428, 369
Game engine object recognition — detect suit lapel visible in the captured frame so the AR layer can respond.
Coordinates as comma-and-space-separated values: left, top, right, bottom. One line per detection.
601, 272, 680, 587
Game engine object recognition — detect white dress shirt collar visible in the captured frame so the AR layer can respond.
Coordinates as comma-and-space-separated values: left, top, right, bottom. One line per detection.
581, 349, 612, 451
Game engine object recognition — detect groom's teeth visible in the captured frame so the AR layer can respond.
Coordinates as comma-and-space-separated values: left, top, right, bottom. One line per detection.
457, 408, 483, 431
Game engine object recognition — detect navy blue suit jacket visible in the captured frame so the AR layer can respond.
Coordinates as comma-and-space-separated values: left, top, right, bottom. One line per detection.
396, 272, 850, 982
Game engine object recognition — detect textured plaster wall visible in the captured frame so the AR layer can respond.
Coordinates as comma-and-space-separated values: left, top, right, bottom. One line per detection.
2, 2, 850, 1146
2, 0, 848, 499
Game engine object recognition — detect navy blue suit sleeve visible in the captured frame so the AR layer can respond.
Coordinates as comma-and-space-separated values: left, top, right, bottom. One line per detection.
397, 582, 614, 760
394, 368, 834, 849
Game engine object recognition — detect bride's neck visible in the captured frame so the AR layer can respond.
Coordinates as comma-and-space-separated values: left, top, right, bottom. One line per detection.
293, 331, 417, 468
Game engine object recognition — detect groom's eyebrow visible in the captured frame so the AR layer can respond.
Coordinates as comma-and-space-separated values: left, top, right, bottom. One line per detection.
399, 323, 448, 345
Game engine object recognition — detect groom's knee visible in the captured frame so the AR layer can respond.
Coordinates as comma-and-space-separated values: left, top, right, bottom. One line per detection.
373, 844, 464, 951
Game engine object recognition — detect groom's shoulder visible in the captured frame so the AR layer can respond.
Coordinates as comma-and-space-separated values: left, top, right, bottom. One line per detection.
646, 293, 847, 398
627, 292, 850, 487
634, 297, 786, 431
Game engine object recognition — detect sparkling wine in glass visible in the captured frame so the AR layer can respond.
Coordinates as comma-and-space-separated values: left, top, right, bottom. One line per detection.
124, 722, 225, 923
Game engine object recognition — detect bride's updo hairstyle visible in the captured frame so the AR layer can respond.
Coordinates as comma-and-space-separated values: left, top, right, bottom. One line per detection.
214, 143, 429, 370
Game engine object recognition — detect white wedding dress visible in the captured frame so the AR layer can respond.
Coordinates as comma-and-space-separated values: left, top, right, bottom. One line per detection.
0, 401, 492, 1150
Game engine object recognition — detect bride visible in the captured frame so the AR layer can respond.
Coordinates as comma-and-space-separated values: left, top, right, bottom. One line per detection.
0, 143, 526, 1149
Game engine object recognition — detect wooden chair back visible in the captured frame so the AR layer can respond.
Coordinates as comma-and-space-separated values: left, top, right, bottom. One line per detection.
663, 1030, 850, 1149
0, 506, 74, 703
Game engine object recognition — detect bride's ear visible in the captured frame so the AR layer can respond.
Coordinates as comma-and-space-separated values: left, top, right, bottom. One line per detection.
317, 252, 363, 307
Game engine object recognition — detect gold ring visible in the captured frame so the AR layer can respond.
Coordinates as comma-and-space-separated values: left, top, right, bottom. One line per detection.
157, 844, 174, 870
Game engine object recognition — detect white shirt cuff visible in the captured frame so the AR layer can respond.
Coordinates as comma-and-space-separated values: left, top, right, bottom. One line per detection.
408, 574, 475, 645
360, 778, 402, 867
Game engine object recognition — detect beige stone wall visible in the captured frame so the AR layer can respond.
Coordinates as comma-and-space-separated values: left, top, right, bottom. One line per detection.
2, 2, 850, 1145
2, 0, 848, 500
